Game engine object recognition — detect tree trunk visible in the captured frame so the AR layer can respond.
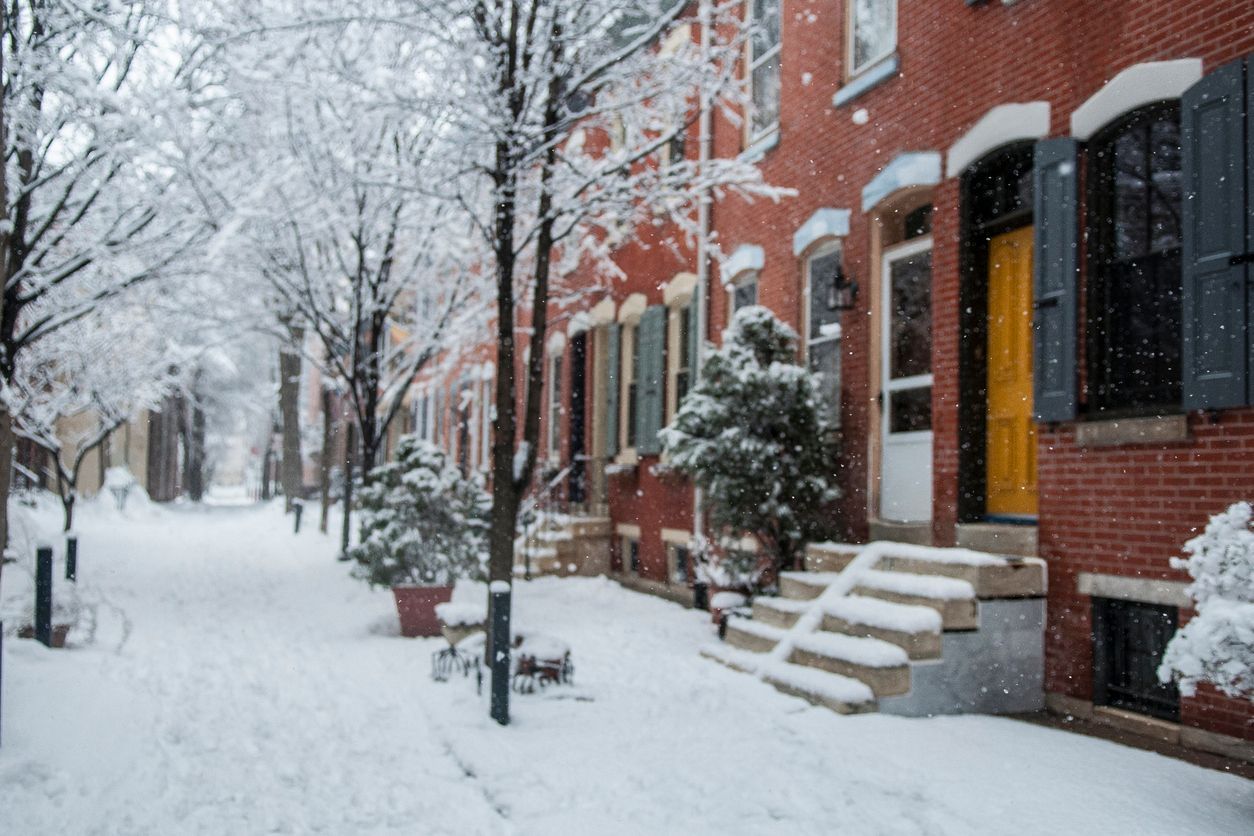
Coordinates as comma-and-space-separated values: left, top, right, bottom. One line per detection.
187, 399, 206, 501
319, 387, 333, 534
339, 420, 355, 559
62, 494, 75, 533
278, 328, 304, 509
0, 407, 13, 557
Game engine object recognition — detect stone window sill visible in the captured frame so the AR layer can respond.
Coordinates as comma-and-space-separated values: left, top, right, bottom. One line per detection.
1074, 414, 1188, 448
833, 54, 899, 108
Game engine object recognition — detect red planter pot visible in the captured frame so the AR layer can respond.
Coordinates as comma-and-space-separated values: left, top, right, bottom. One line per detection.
392, 585, 454, 638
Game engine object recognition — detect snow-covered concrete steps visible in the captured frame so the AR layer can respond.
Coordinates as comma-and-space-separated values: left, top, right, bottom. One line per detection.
704, 540, 1047, 717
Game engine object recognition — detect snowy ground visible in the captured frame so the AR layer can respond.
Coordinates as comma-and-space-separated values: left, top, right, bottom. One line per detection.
1, 498, 1251, 835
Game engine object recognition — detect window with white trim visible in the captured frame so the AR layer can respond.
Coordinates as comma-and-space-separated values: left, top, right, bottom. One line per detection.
731, 274, 759, 312
547, 353, 563, 459
849, 0, 896, 78
747, 0, 781, 143
806, 242, 844, 427
622, 323, 638, 451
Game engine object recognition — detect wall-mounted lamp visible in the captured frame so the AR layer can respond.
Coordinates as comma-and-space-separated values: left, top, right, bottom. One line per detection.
825, 263, 859, 311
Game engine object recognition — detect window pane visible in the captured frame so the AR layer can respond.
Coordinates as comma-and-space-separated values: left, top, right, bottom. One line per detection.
751, 0, 780, 57
853, 0, 894, 72
889, 250, 932, 380
890, 386, 931, 433
808, 338, 841, 426
808, 248, 843, 340
751, 55, 780, 136
1148, 117, 1182, 254
1112, 125, 1149, 261
734, 277, 758, 311
1090, 106, 1183, 411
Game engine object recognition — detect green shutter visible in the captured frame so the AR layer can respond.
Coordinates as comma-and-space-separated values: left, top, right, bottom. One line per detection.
1182, 59, 1248, 409
686, 298, 700, 389
1032, 138, 1080, 423
636, 305, 667, 455
605, 324, 620, 457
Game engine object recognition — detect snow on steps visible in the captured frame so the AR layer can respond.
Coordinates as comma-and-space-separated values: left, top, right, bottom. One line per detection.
699, 644, 876, 714
705, 539, 1047, 714
852, 570, 979, 631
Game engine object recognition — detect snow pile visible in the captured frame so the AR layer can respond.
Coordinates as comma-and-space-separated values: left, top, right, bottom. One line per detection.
824, 594, 943, 634
434, 601, 486, 627
1159, 501, 1254, 699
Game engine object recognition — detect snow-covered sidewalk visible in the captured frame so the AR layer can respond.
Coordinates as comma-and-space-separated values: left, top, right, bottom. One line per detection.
1, 501, 1250, 835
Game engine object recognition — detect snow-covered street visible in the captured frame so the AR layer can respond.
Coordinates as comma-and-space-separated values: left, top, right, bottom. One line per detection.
1, 500, 1251, 835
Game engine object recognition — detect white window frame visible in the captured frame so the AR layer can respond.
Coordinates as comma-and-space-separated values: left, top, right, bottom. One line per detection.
746, 0, 781, 146
847, 0, 897, 80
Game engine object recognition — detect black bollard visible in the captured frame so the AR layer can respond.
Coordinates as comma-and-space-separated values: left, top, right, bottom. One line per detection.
292, 502, 304, 534
66, 536, 78, 582
35, 546, 53, 647
488, 584, 511, 726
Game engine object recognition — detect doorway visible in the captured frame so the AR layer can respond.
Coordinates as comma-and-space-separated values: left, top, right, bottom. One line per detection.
985, 226, 1038, 518
880, 236, 934, 523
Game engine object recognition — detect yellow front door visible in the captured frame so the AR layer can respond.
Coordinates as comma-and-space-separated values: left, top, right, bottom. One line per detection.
986, 226, 1038, 518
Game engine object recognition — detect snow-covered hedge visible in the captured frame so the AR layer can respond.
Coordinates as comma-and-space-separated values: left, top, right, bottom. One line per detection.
349, 436, 490, 588
1158, 501, 1254, 699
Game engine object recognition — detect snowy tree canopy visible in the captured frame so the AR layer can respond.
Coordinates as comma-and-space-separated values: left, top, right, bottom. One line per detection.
1159, 501, 1254, 700
659, 306, 841, 577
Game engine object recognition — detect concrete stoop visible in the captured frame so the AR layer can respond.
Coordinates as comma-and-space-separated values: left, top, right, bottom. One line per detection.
514, 516, 611, 578
702, 539, 1047, 716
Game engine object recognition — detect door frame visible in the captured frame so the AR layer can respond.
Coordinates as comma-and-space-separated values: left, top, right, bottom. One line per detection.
956, 143, 1035, 524
879, 234, 935, 523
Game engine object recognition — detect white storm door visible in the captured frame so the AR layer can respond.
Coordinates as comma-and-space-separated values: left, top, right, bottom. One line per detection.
880, 236, 934, 523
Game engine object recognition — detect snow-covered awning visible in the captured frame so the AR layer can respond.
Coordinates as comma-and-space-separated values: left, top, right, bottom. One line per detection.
946, 102, 1050, 177
861, 152, 941, 213
721, 244, 765, 285
793, 208, 851, 256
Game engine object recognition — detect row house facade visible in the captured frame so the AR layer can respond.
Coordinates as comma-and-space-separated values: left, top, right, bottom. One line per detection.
409, 1, 1254, 753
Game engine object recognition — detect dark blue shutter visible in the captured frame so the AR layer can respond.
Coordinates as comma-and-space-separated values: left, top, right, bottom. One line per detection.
1181, 59, 1247, 409
1032, 138, 1080, 422
605, 324, 620, 457
636, 305, 667, 455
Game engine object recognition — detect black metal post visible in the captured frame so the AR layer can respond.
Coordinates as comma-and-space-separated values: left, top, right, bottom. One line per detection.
292, 502, 303, 534
65, 536, 78, 582
35, 546, 53, 647
488, 585, 511, 726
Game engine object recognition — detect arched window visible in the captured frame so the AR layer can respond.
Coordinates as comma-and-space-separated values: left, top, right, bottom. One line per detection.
1086, 103, 1183, 413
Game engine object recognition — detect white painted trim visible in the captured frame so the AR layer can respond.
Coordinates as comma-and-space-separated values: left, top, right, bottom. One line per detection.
862, 152, 942, 213
1077, 572, 1190, 609
793, 208, 851, 256
567, 311, 592, 337
946, 102, 1050, 177
617, 292, 647, 324
615, 523, 641, 539
545, 330, 567, 356
1070, 58, 1202, 140
660, 527, 693, 546
590, 297, 616, 325
662, 271, 698, 307
721, 244, 765, 286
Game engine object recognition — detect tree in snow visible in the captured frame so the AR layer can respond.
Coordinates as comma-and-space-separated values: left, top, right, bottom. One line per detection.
659, 306, 840, 581
7, 292, 187, 531
1158, 501, 1254, 700
0, 0, 211, 547
188, 7, 485, 550
416, 0, 781, 723
348, 436, 490, 588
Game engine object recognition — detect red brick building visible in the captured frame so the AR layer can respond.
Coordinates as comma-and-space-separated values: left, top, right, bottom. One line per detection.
415, 1, 1254, 755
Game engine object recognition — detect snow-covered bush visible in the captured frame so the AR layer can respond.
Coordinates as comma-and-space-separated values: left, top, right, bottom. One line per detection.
659, 306, 841, 579
1158, 501, 1254, 699
348, 437, 490, 588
